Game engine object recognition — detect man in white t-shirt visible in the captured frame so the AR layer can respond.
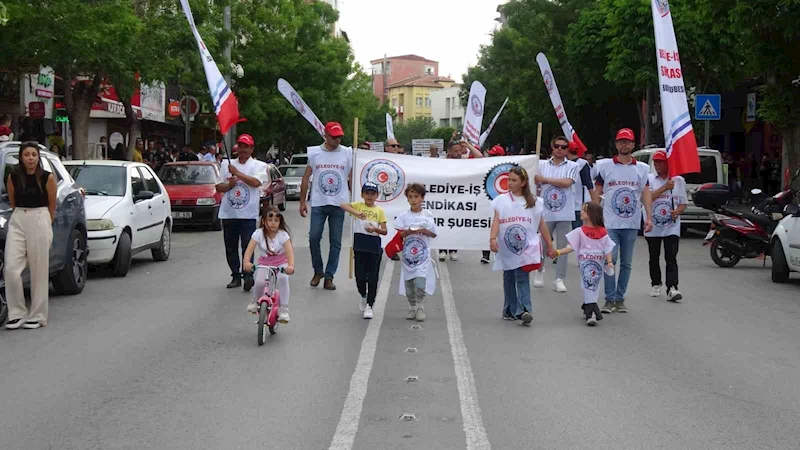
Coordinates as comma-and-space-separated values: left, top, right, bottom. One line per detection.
534, 136, 579, 293
385, 138, 404, 154
644, 150, 687, 302
216, 134, 268, 291
300, 122, 353, 291
592, 128, 653, 314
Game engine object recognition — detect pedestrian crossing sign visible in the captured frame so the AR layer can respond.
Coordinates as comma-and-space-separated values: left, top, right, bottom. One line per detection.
695, 94, 721, 120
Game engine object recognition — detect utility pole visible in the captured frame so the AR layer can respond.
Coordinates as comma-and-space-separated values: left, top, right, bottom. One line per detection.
383, 54, 388, 105
223, 5, 234, 154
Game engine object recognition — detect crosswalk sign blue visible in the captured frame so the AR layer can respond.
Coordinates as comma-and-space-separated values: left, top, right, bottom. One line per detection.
695, 94, 721, 120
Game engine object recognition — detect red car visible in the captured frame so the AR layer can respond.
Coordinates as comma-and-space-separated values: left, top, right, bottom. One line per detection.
259, 163, 287, 212
160, 161, 223, 230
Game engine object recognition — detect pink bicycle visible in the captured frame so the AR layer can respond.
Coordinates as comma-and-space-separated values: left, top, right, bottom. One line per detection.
254, 264, 285, 346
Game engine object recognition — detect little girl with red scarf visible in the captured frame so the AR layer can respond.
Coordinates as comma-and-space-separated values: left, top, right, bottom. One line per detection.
553, 202, 615, 326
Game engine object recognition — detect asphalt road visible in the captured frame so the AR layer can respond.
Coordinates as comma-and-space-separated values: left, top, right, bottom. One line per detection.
2, 206, 800, 450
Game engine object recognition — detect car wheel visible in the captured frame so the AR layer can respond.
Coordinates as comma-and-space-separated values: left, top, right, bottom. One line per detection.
152, 224, 171, 261
772, 239, 790, 283
0, 249, 7, 326
52, 229, 87, 295
111, 231, 132, 277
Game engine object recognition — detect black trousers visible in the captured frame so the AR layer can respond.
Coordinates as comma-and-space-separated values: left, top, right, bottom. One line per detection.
354, 251, 382, 307
646, 236, 679, 289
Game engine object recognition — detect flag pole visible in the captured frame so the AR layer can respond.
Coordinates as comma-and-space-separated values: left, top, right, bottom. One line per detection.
349, 117, 359, 280
535, 122, 542, 157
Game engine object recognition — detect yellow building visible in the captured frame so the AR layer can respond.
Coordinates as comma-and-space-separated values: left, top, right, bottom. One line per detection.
386, 75, 455, 123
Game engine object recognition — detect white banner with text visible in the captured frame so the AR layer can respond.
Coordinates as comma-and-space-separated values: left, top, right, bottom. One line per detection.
353, 150, 539, 250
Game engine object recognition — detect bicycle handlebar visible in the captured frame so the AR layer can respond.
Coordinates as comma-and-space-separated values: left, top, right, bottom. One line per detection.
254, 265, 287, 273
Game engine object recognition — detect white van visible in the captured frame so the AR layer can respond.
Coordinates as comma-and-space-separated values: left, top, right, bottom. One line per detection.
633, 147, 725, 225
289, 153, 308, 165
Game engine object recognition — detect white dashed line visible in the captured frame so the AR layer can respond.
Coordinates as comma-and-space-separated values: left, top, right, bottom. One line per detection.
328, 260, 394, 450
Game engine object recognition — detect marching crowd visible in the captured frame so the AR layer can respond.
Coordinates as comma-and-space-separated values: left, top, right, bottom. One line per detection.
208, 121, 687, 332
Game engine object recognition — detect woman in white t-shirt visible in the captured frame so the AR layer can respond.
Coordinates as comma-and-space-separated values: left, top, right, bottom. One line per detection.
243, 207, 296, 323
489, 167, 555, 325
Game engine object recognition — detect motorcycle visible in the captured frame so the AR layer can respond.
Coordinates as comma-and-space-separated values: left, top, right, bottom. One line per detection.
694, 172, 800, 268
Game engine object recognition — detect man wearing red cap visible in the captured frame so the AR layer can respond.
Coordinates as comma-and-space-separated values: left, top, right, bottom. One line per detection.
644, 149, 686, 302
592, 128, 653, 314
300, 122, 353, 290
216, 133, 268, 291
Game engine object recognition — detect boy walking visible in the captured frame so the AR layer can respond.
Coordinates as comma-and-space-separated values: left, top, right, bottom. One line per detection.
340, 182, 388, 319
394, 183, 438, 322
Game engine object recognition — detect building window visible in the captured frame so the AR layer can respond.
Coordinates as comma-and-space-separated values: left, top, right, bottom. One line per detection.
440, 119, 449, 127
424, 65, 434, 75
452, 117, 462, 128
416, 97, 423, 107
392, 98, 398, 108
385, 62, 391, 74
371, 63, 382, 75
452, 97, 458, 109
425, 97, 431, 107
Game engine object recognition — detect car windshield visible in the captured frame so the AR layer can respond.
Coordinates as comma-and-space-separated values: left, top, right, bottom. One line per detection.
291, 156, 308, 165
160, 165, 220, 185
279, 166, 305, 177
683, 155, 718, 185
66, 165, 127, 196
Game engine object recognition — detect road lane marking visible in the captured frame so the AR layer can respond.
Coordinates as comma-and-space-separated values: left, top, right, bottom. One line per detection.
328, 260, 394, 450
440, 263, 492, 450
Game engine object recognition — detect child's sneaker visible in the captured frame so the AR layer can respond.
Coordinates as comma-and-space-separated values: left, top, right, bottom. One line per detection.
520, 311, 533, 325
278, 306, 290, 323
533, 269, 544, 288
363, 305, 374, 319
407, 307, 417, 320
359, 296, 367, 312
586, 311, 598, 326
438, 251, 447, 261
415, 307, 426, 322
246, 300, 259, 314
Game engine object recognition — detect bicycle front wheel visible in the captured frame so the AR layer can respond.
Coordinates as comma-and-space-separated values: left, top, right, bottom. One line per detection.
258, 302, 268, 346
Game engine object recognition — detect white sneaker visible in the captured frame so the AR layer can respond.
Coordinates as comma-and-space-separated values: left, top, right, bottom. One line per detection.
246, 300, 259, 314
438, 251, 447, 261
667, 288, 683, 302
554, 278, 567, 293
278, 306, 290, 323
650, 285, 662, 297
449, 252, 458, 262
363, 305, 374, 319
533, 270, 544, 288
359, 296, 367, 312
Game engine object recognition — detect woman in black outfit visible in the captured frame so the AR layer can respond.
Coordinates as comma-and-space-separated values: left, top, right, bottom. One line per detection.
4, 142, 57, 330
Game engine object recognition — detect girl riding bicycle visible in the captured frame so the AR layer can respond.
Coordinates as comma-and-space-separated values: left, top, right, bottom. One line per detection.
243, 207, 295, 322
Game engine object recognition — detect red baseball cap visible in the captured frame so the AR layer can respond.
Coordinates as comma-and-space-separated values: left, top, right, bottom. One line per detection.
615, 128, 635, 141
236, 134, 255, 146
653, 150, 668, 161
488, 145, 505, 156
325, 122, 345, 137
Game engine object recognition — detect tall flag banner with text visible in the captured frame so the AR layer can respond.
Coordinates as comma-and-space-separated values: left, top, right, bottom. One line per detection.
536, 53, 587, 157
462, 81, 487, 146
354, 151, 538, 250
277, 78, 325, 137
651, 0, 700, 177
180, 0, 240, 135
479, 97, 509, 147
386, 113, 395, 140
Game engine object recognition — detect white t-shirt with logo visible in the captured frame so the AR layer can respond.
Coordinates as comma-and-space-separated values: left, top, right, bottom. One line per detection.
566, 228, 616, 305
218, 157, 268, 220
251, 229, 291, 255
491, 193, 544, 271
538, 158, 578, 222
308, 145, 353, 208
594, 158, 650, 230
644, 174, 687, 238
394, 209, 438, 280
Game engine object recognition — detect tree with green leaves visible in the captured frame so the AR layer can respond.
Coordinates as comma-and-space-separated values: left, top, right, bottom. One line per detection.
393, 116, 436, 152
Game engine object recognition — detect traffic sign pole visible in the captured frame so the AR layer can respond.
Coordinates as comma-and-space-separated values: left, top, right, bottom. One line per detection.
704, 121, 710, 147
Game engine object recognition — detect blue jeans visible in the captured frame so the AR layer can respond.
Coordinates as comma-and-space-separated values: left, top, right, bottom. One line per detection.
604, 228, 639, 302
222, 219, 257, 281
309, 205, 345, 279
503, 268, 532, 317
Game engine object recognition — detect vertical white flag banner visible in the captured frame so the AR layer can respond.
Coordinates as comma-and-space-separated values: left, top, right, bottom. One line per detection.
479, 97, 509, 147
536, 53, 587, 156
354, 151, 538, 250
386, 113, 395, 140
651, 0, 700, 177
462, 81, 487, 146
277, 78, 325, 137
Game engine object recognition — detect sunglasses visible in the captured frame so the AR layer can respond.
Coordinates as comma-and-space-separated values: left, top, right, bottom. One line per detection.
266, 212, 281, 219
553, 144, 569, 150
387, 144, 401, 148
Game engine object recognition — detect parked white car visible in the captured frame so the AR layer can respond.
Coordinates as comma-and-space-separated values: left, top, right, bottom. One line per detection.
771, 203, 800, 283
64, 161, 172, 276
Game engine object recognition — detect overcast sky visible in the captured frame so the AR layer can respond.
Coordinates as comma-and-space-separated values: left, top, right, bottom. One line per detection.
337, 0, 502, 83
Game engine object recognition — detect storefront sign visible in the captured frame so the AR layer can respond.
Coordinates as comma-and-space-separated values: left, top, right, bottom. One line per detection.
21, 66, 55, 119
168, 101, 181, 117
35, 89, 53, 98
29, 101, 46, 118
